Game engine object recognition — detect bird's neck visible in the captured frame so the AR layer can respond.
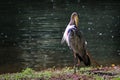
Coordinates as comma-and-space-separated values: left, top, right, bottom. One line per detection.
69, 18, 79, 28
69, 19, 75, 26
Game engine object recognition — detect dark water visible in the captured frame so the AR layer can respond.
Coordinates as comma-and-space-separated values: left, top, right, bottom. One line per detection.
0, 1, 120, 73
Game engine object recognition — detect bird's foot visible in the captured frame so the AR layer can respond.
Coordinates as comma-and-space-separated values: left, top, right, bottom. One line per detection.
76, 63, 80, 70
73, 66, 77, 73
73, 64, 80, 73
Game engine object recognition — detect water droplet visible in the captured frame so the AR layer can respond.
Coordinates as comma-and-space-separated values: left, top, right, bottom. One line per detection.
99, 32, 102, 36
5, 35, 7, 38
111, 35, 114, 38
88, 28, 91, 30
28, 17, 31, 20
85, 41, 87, 45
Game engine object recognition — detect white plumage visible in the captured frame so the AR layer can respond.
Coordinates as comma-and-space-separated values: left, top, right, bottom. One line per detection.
61, 24, 75, 47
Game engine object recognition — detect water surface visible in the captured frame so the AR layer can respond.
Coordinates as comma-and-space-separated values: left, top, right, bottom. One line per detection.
0, 1, 120, 73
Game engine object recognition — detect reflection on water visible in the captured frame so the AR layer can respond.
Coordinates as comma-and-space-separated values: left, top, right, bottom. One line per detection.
0, 1, 120, 73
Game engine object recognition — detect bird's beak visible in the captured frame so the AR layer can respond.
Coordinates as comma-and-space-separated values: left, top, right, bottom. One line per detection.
74, 15, 79, 27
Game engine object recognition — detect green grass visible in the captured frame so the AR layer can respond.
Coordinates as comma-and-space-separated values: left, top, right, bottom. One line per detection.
0, 66, 120, 80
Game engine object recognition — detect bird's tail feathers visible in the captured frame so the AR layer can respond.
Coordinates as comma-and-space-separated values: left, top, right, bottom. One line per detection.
83, 54, 91, 66
76, 54, 91, 66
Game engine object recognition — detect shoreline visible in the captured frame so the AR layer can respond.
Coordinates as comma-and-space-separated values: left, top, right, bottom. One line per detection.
0, 65, 120, 80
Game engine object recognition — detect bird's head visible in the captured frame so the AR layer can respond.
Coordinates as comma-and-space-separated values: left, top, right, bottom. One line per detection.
70, 12, 79, 27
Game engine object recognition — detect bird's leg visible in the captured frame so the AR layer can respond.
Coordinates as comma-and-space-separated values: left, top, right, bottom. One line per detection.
73, 53, 82, 73
76, 58, 80, 69
73, 52, 78, 73
75, 53, 81, 70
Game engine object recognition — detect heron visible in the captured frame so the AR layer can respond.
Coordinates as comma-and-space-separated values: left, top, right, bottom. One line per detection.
61, 12, 91, 72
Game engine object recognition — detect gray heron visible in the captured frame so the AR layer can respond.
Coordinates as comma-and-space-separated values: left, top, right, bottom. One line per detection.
61, 12, 91, 71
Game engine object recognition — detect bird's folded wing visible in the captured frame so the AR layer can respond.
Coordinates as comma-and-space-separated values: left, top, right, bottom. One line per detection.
68, 28, 86, 50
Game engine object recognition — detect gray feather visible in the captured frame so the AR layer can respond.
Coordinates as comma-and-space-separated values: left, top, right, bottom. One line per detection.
68, 28, 86, 57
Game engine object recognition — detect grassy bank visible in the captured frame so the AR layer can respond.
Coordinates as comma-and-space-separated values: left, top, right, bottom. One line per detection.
0, 65, 120, 80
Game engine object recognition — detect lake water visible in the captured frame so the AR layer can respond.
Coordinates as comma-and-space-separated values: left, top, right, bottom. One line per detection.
0, 1, 120, 73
